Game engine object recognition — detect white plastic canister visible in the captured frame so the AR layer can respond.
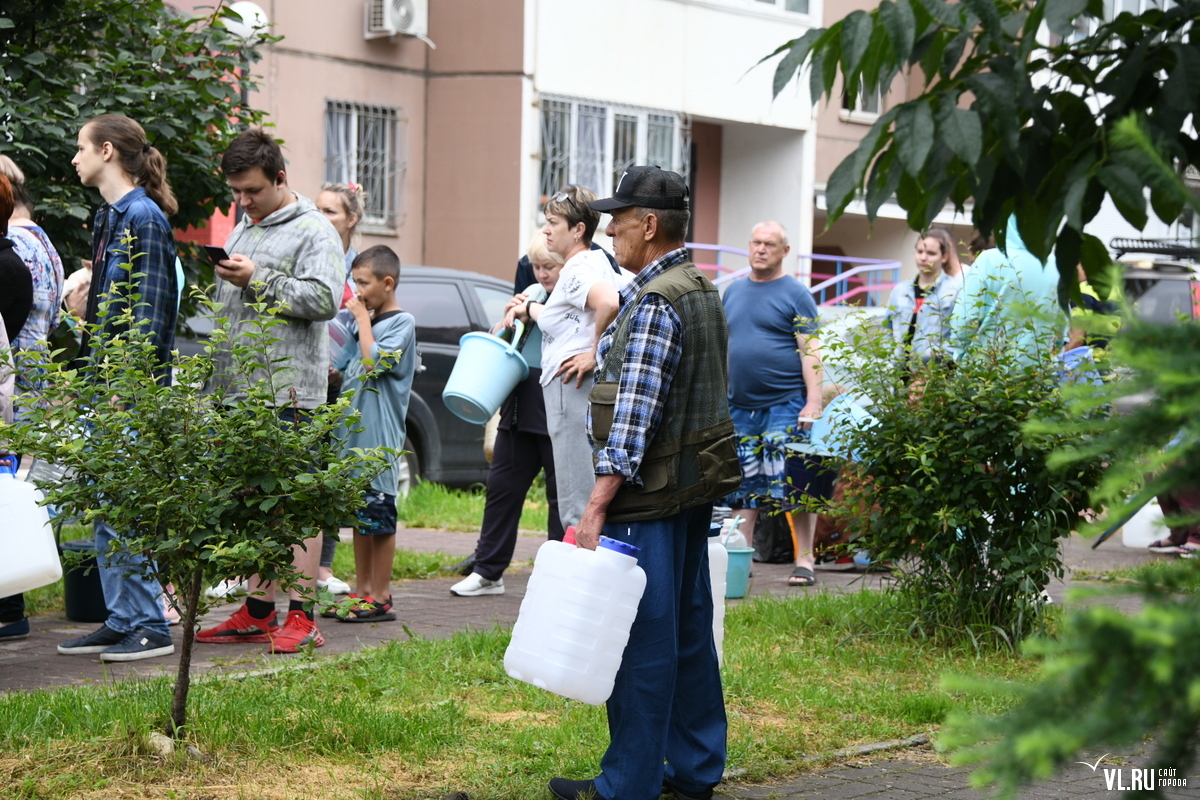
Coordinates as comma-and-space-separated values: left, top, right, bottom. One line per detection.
0, 465, 63, 597
707, 526, 728, 667
504, 536, 647, 705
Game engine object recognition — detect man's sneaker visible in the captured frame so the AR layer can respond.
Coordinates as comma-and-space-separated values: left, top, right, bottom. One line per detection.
99, 627, 175, 662
57, 624, 127, 654
813, 554, 857, 571
270, 611, 325, 654
195, 605, 279, 644
450, 573, 504, 597
317, 575, 352, 595
204, 578, 248, 600
663, 777, 714, 800
548, 778, 607, 800
321, 593, 360, 619
0, 617, 30, 642
342, 596, 396, 623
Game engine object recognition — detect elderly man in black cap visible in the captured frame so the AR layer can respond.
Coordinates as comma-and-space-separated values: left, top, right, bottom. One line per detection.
548, 167, 741, 800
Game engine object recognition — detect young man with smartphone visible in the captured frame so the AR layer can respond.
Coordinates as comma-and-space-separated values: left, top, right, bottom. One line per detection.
195, 128, 344, 654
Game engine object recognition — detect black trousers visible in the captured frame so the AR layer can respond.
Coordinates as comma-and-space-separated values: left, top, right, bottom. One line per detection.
473, 426, 563, 581
0, 594, 24, 623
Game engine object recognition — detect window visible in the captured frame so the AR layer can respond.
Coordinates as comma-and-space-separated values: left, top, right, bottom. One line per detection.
754, 0, 810, 13
539, 95, 690, 202
325, 100, 407, 233
840, 84, 883, 124
472, 285, 513, 329
401, 282, 470, 346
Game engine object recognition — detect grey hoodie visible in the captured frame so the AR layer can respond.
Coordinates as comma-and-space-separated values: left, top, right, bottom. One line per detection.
212, 193, 344, 408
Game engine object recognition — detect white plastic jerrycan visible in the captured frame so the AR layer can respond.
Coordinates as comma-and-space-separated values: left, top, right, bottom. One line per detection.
504, 535, 647, 705
707, 524, 728, 667
0, 460, 63, 597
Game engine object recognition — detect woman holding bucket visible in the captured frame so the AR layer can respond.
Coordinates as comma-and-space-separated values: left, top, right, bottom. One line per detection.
450, 231, 566, 597
506, 185, 631, 530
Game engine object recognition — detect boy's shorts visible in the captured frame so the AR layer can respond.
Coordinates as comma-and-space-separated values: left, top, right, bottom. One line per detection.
356, 489, 397, 536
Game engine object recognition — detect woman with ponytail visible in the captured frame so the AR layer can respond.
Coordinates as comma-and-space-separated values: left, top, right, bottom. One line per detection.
56, 114, 179, 663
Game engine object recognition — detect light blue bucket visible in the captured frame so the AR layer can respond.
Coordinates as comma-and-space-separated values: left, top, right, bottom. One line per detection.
725, 547, 755, 599
442, 323, 530, 425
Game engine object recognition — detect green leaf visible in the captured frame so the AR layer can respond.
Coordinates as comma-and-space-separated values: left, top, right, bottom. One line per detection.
1097, 164, 1148, 230
1063, 175, 1090, 231
23, 51, 47, 65
895, 101, 936, 173
841, 11, 875, 82
772, 29, 823, 98
1044, 0, 1089, 38
1161, 43, 1200, 120
866, 148, 903, 220
914, 0, 959, 26
824, 153, 861, 225
0, 17, 13, 29
935, 98, 982, 166
879, 0, 916, 65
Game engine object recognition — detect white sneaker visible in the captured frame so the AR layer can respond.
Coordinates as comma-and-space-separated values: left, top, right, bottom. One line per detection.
204, 579, 248, 600
317, 576, 352, 595
450, 573, 504, 597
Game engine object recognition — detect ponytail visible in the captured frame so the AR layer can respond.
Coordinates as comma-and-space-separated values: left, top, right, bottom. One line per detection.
83, 114, 178, 217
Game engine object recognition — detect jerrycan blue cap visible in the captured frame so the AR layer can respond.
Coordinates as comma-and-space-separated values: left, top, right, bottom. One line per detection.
598, 536, 641, 559
709, 522, 722, 536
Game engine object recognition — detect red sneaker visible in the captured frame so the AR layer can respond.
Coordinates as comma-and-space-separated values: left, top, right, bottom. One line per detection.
196, 605, 278, 644
270, 611, 325, 654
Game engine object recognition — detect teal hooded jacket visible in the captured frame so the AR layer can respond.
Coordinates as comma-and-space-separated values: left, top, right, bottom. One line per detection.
949, 217, 1066, 365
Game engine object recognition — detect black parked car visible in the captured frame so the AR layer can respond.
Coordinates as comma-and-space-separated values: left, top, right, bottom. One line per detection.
181, 265, 514, 493
392, 265, 513, 490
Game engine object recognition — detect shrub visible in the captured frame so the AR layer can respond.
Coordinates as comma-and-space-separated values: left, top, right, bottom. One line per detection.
823, 321, 1106, 647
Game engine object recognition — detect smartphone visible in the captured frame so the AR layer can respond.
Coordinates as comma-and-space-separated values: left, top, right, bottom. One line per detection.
203, 245, 230, 264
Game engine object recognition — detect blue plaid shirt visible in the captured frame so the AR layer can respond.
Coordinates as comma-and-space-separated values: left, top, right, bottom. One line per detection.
76, 187, 178, 376
589, 247, 687, 483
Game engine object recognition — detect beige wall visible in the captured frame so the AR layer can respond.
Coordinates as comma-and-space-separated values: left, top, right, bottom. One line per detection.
424, 76, 525, 279
690, 122, 723, 247
423, 0, 526, 280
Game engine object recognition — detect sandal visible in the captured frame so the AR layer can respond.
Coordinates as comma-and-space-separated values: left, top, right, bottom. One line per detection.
788, 566, 816, 587
1149, 539, 1182, 554
1176, 544, 1199, 559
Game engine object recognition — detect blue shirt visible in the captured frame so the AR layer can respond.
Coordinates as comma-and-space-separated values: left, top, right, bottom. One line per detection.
76, 187, 178, 377
334, 310, 417, 496
722, 275, 819, 408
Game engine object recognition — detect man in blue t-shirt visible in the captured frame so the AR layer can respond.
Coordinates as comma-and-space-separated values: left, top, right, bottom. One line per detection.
722, 221, 823, 587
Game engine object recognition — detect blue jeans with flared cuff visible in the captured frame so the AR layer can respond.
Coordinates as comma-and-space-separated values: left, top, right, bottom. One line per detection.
594, 502, 727, 800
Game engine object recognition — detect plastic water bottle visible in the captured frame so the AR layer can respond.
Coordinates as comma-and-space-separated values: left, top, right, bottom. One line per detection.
0, 461, 63, 597
505, 536, 647, 705
707, 524, 728, 667
721, 515, 748, 550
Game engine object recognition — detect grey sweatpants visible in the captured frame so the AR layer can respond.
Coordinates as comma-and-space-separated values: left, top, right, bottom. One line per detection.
542, 375, 597, 530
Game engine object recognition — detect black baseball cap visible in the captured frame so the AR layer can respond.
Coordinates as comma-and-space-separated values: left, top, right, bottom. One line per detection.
589, 165, 689, 212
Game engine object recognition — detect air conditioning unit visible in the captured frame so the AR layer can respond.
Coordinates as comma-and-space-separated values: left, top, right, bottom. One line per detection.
364, 0, 432, 44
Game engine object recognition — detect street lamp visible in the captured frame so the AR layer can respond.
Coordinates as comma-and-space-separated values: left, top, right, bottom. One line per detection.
220, 1, 269, 112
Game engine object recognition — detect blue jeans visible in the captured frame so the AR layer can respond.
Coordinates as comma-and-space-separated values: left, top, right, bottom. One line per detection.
95, 519, 169, 636
594, 503, 727, 800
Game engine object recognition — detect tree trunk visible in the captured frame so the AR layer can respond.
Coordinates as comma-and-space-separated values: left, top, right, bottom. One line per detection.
168, 570, 203, 739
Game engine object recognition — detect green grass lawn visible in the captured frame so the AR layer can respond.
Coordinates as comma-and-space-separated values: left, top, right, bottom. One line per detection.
0, 590, 1031, 800
397, 474, 550, 532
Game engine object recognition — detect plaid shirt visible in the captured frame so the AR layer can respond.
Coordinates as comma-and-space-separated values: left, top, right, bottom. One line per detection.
76, 188, 178, 376
590, 247, 687, 482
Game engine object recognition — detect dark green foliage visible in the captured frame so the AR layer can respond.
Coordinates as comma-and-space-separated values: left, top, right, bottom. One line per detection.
0, 249, 384, 737
764, 0, 1200, 291
0, 1, 274, 305
942, 571, 1200, 798
827, 326, 1105, 647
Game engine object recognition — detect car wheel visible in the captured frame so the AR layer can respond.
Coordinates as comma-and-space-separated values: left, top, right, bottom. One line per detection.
396, 436, 421, 497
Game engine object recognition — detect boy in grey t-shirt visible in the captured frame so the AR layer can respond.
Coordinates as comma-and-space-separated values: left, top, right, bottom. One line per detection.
328, 246, 416, 622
